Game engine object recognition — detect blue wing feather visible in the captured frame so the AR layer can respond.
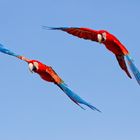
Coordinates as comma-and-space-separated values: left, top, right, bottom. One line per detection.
0, 44, 19, 57
42, 26, 75, 31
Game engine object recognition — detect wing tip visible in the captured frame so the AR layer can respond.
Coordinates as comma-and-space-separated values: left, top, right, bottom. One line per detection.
42, 26, 68, 30
90, 105, 102, 113
85, 102, 101, 112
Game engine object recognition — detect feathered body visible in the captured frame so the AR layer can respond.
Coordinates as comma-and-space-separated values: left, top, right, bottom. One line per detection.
44, 26, 140, 85
27, 59, 101, 111
0, 44, 101, 111
28, 60, 62, 83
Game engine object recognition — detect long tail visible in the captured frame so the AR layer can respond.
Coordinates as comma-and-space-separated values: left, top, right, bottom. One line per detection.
125, 55, 140, 85
57, 83, 101, 112
0, 44, 20, 58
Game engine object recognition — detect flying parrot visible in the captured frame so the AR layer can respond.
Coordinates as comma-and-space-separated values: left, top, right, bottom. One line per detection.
43, 26, 140, 85
0, 44, 101, 112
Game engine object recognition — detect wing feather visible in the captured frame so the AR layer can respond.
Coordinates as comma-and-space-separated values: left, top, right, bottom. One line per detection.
115, 55, 132, 78
45, 66, 63, 84
63, 27, 98, 42
45, 27, 99, 42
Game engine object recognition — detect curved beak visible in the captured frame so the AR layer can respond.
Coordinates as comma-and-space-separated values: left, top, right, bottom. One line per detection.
97, 33, 106, 43
97, 34, 102, 43
28, 63, 34, 73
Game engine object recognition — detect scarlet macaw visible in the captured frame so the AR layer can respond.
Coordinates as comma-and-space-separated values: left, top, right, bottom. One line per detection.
0, 44, 101, 112
43, 26, 140, 85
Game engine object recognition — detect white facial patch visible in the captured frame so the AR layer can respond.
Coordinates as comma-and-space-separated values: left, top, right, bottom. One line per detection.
102, 32, 106, 41
33, 62, 39, 70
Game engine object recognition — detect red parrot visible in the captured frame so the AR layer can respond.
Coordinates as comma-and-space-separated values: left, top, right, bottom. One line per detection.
43, 26, 140, 85
0, 44, 101, 112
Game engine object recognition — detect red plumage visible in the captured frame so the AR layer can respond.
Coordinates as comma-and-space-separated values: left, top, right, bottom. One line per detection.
47, 27, 131, 78
28, 59, 63, 84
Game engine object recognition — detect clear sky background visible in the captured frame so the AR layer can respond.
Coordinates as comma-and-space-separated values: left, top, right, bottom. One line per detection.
0, 0, 140, 140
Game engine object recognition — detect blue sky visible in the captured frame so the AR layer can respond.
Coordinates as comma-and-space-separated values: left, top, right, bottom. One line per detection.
0, 0, 140, 140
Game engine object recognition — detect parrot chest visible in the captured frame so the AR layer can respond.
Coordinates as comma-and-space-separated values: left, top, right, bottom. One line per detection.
104, 41, 122, 55
104, 41, 128, 55
40, 72, 54, 82
36, 70, 54, 82
103, 34, 129, 55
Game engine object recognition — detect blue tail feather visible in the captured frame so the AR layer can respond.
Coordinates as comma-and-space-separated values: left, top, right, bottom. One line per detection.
0, 44, 19, 58
57, 83, 101, 112
125, 55, 140, 85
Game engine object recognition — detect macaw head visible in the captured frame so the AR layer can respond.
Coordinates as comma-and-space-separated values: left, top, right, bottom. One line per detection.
28, 61, 39, 73
97, 31, 107, 43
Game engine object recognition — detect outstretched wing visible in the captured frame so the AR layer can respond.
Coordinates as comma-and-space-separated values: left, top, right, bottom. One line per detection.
43, 26, 99, 42
0, 44, 20, 58
115, 54, 132, 78
0, 44, 30, 62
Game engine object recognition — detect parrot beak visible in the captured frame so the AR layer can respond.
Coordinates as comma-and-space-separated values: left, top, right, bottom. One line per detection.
97, 33, 106, 43
97, 34, 102, 43
28, 63, 34, 73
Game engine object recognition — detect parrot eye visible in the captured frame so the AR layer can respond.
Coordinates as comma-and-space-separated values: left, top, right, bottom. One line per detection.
33, 62, 39, 70
102, 32, 106, 42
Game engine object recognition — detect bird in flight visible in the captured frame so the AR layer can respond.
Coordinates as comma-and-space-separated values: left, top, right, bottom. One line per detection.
0, 44, 101, 112
43, 26, 140, 85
